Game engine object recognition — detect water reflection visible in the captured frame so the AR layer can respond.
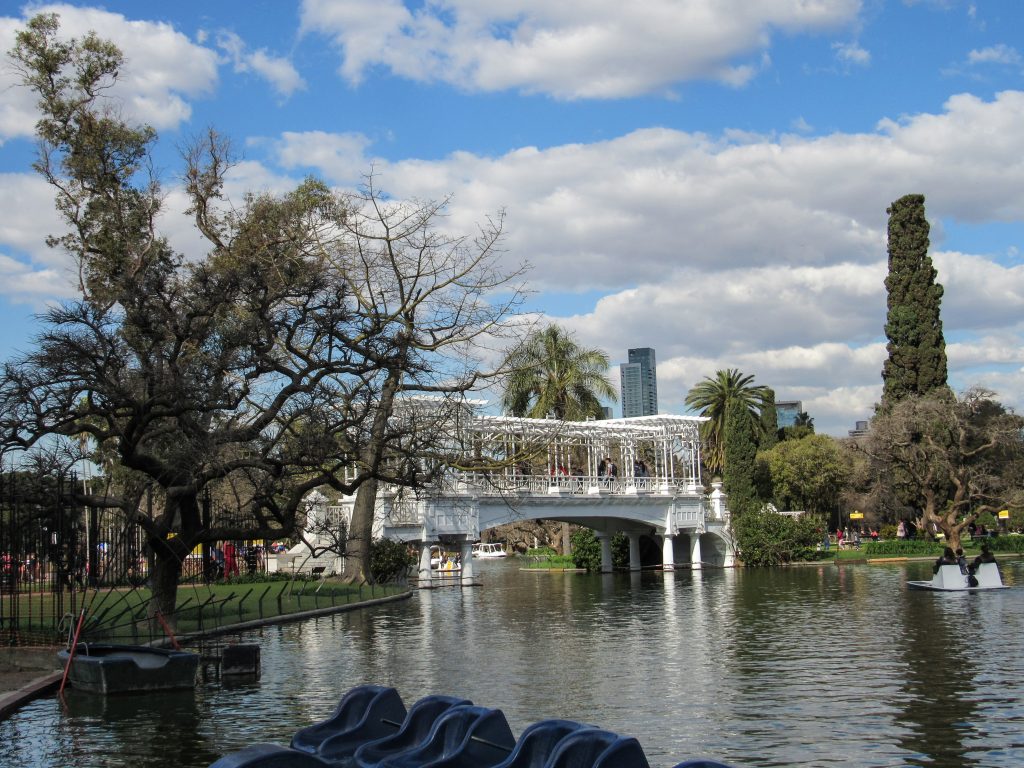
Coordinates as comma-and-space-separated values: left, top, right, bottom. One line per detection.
894, 587, 978, 766
4, 559, 1024, 768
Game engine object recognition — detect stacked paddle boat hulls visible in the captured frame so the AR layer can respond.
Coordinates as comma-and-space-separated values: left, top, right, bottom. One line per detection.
57, 643, 200, 694
907, 562, 1008, 592
209, 684, 736, 768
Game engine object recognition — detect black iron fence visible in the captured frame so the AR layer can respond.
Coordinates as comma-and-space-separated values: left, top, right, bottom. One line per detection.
0, 473, 270, 645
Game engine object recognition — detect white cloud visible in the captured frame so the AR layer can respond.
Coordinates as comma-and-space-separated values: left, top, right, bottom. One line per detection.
299, 0, 862, 98
0, 252, 76, 304
968, 44, 1022, 67
273, 131, 374, 182
832, 41, 870, 66
216, 30, 306, 99
0, 4, 219, 141
248, 90, 1024, 431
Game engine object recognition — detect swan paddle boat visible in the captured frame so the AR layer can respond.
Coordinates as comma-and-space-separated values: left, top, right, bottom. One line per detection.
908, 562, 1008, 592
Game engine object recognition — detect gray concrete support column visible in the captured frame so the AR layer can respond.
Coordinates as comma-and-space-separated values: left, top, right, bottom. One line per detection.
418, 542, 433, 582
595, 531, 613, 573
628, 533, 642, 572
459, 540, 475, 581
662, 534, 675, 571
690, 534, 703, 570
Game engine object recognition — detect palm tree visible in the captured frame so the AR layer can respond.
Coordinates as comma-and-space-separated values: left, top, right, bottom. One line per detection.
501, 324, 617, 419
794, 412, 815, 430
685, 368, 771, 476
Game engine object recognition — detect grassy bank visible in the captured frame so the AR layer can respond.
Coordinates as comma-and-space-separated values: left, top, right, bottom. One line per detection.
3, 578, 409, 645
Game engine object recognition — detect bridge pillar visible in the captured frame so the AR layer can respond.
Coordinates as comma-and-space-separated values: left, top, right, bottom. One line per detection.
662, 534, 675, 571
418, 543, 433, 582
595, 531, 613, 573
690, 533, 703, 570
628, 533, 642, 572
459, 540, 475, 582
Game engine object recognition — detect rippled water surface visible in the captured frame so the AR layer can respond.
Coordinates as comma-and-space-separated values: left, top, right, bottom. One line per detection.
4, 559, 1024, 767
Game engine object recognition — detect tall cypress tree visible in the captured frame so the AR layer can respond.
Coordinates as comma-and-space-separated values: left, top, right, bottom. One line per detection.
759, 387, 779, 451
881, 194, 949, 409
724, 399, 760, 517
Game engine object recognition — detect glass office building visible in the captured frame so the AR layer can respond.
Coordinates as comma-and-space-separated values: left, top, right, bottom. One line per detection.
620, 347, 658, 417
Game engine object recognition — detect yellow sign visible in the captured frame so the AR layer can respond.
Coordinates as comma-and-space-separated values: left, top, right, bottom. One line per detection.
999, 510, 1010, 519
849, 512, 864, 520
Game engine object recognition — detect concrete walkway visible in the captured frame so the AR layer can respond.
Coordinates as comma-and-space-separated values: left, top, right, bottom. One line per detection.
0, 647, 63, 720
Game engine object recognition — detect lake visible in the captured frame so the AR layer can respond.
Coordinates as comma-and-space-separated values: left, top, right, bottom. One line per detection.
3, 557, 1024, 767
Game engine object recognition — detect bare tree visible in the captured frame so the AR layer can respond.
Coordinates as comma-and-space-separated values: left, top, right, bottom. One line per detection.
864, 387, 1024, 548
324, 180, 529, 579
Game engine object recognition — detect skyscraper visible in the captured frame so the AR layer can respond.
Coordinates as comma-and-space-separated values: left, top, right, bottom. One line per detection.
620, 347, 658, 417
776, 400, 803, 428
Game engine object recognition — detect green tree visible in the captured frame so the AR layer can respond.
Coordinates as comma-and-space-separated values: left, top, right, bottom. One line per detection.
1, 15, 526, 619
881, 194, 950, 410
759, 388, 779, 451
760, 434, 848, 519
501, 324, 616, 420
723, 398, 760, 516
732, 509, 821, 566
369, 538, 416, 583
569, 528, 629, 571
685, 368, 771, 477
780, 412, 815, 441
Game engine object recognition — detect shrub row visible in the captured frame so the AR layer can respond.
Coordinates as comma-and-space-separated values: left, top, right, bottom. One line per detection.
862, 540, 944, 557
984, 535, 1024, 554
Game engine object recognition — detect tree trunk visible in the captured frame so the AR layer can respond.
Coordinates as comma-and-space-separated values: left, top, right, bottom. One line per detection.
147, 548, 183, 631
347, 477, 378, 581
346, 366, 402, 582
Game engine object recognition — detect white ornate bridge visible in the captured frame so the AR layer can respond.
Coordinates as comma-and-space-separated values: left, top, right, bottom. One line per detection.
291, 410, 735, 583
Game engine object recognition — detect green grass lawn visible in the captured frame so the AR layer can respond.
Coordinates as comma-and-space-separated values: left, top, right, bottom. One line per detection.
2, 578, 408, 645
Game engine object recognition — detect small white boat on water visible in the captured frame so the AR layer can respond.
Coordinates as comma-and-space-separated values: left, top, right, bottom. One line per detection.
908, 563, 1008, 592
429, 545, 462, 573
472, 542, 508, 559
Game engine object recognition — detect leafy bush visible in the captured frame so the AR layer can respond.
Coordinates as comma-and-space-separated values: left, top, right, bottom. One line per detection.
522, 554, 577, 569
525, 546, 557, 558
985, 535, 1024, 554
732, 510, 822, 567
862, 540, 944, 557
369, 538, 416, 583
570, 529, 629, 571
219, 571, 294, 584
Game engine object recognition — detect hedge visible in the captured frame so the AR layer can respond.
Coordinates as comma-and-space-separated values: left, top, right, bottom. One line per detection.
862, 540, 944, 557
984, 535, 1024, 554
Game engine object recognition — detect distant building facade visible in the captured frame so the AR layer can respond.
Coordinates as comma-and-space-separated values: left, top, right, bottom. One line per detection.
620, 347, 658, 417
776, 400, 803, 429
848, 420, 869, 438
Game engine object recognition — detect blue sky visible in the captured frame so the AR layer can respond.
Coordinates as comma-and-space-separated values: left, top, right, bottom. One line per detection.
1, 0, 1023, 435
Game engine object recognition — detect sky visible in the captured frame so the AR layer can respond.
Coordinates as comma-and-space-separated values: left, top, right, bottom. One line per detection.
0, 0, 1023, 436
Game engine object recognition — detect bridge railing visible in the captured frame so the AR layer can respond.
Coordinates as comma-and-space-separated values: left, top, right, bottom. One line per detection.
455, 472, 695, 497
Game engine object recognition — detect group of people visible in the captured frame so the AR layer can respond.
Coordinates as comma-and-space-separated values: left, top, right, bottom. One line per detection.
824, 527, 879, 551
933, 543, 998, 581
208, 542, 264, 581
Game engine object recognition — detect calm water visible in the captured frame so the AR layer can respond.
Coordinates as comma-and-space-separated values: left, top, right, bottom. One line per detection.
3, 559, 1024, 768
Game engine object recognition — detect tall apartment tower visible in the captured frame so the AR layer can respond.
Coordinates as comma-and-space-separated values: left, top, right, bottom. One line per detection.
619, 347, 658, 417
